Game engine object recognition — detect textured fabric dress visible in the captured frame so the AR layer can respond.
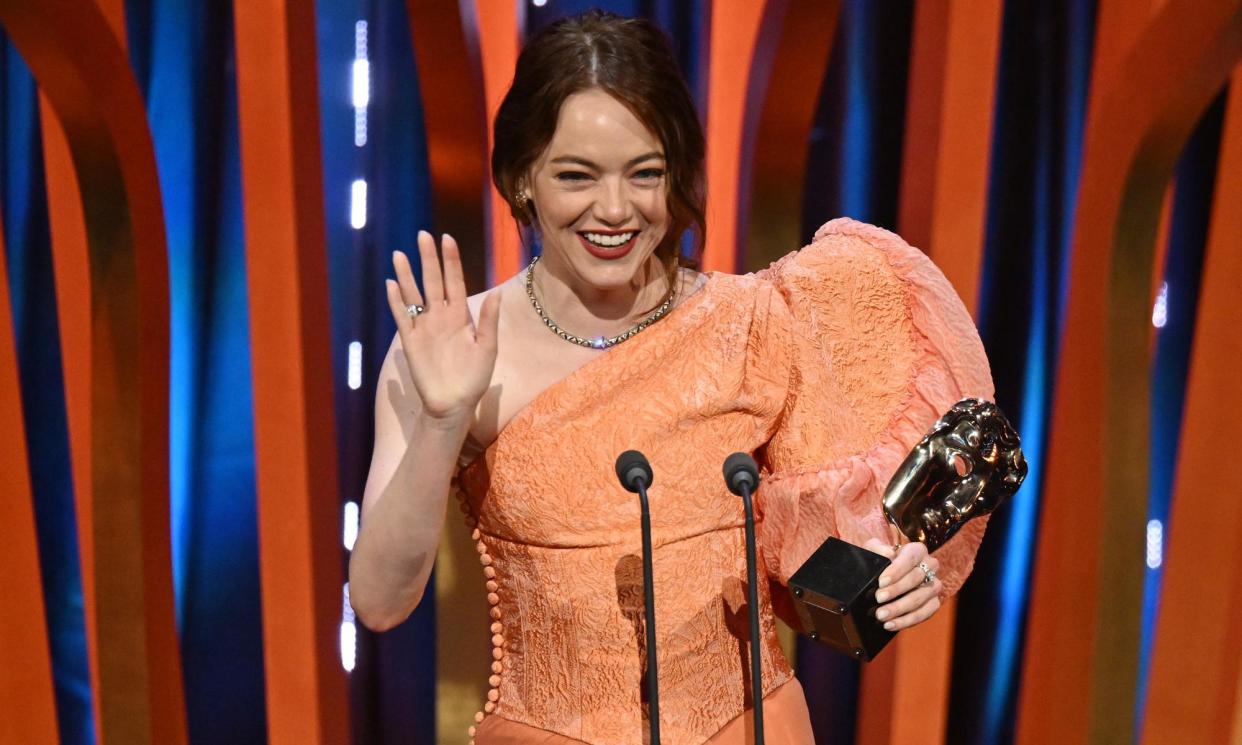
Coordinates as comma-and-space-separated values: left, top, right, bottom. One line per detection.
453, 219, 995, 744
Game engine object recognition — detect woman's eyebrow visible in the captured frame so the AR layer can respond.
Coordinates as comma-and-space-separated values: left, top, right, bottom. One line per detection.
549, 152, 665, 169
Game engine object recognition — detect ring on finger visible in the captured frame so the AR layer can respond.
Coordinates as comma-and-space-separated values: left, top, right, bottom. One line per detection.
919, 561, 937, 587
406, 304, 425, 318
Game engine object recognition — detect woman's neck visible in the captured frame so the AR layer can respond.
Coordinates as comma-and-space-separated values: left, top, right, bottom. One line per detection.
530, 251, 673, 338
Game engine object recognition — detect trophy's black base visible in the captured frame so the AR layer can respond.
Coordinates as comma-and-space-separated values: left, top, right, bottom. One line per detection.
788, 537, 894, 661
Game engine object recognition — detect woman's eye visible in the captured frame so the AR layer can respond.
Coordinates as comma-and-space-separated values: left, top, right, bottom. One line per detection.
555, 171, 592, 182
633, 169, 665, 181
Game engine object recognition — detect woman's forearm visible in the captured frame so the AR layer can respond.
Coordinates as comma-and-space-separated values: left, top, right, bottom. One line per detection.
348, 412, 470, 631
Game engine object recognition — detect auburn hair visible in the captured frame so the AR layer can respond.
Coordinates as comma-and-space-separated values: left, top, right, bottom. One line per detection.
491, 11, 706, 281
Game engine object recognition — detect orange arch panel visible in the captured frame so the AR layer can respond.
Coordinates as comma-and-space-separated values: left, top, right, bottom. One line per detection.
232, 2, 351, 743
1017, 2, 1242, 743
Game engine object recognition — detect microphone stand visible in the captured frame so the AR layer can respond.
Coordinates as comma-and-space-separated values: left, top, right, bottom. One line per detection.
737, 479, 765, 744
616, 450, 661, 745
723, 453, 765, 745
636, 477, 661, 745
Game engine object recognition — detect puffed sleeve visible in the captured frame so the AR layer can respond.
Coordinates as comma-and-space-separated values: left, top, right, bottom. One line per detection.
755, 218, 994, 604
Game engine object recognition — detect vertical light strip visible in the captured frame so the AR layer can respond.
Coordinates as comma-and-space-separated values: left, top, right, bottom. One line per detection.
340, 583, 356, 672
340, 501, 360, 671
342, 501, 360, 551
347, 341, 362, 390
341, 18, 369, 676
1145, 520, 1163, 569
353, 21, 369, 147
1151, 282, 1168, 328
350, 179, 367, 229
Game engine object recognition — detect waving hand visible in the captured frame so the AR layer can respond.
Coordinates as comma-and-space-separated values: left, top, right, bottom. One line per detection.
385, 231, 501, 424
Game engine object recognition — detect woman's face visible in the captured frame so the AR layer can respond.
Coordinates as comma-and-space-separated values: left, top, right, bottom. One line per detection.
526, 88, 670, 292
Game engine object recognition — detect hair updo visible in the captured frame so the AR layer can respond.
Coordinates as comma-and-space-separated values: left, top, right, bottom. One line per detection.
491, 11, 706, 276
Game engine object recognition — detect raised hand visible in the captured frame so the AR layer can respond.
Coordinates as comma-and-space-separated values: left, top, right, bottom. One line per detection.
386, 231, 501, 424
864, 538, 943, 631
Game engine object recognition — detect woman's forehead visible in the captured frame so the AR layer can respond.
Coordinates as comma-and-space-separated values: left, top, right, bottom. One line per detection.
539, 88, 664, 166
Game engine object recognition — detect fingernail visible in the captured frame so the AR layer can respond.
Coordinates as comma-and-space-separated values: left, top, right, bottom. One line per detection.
875, 609, 888, 620
877, 576, 890, 589
442, 233, 450, 242
883, 621, 896, 631
875, 590, 888, 603
417, 230, 427, 239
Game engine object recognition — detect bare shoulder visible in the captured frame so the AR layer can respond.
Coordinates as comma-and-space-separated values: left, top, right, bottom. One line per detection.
465, 275, 520, 323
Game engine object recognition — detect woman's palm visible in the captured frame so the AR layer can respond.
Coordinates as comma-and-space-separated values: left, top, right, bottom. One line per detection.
386, 232, 500, 422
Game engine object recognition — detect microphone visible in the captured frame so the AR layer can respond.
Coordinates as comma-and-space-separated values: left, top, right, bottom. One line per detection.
723, 452, 765, 744
616, 449, 654, 493
615, 450, 660, 744
723, 452, 759, 497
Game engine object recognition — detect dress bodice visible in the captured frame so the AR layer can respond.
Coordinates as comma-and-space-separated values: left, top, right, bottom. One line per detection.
453, 219, 995, 744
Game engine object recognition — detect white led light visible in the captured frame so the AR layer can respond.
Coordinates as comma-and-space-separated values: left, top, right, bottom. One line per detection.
340, 620, 356, 672
350, 179, 367, 229
1146, 519, 1163, 569
355, 20, 368, 58
347, 341, 363, 390
1152, 281, 1168, 328
352, 59, 370, 110
354, 109, 368, 147
344, 500, 360, 551
533, 0, 547, 6
341, 582, 356, 671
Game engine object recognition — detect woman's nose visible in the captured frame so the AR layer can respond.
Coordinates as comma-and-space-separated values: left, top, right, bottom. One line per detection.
594, 180, 631, 225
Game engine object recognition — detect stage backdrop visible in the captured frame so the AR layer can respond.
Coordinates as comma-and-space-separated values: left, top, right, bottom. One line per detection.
2, 1, 1241, 744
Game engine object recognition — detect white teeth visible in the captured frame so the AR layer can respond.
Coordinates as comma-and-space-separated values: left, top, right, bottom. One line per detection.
582, 231, 636, 248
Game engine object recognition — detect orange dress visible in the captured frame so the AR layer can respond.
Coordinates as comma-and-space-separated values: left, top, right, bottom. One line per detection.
454, 219, 994, 744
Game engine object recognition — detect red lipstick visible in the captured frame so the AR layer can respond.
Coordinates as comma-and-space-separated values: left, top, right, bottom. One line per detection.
577, 231, 638, 260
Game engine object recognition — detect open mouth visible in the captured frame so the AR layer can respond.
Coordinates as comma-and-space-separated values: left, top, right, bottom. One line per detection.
578, 230, 639, 259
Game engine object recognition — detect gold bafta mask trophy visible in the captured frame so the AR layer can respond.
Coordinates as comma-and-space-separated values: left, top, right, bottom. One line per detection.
787, 398, 1027, 660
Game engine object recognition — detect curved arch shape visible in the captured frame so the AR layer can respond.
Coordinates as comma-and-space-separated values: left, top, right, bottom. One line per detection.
0, 213, 59, 744
0, 1, 185, 744
1016, 2, 1242, 743
1140, 72, 1242, 745
738, 0, 840, 272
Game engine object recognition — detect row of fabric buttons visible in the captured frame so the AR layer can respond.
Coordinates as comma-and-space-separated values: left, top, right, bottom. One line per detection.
458, 492, 503, 744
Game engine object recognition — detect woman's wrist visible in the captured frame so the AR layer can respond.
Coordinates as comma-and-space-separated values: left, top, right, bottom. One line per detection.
415, 407, 473, 441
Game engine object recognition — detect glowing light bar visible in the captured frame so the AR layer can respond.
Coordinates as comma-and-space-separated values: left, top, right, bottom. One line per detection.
341, 583, 357, 671
343, 500, 360, 551
350, 179, 367, 229
354, 21, 369, 146
1146, 519, 1163, 569
352, 60, 370, 110
347, 341, 363, 390
1152, 281, 1168, 328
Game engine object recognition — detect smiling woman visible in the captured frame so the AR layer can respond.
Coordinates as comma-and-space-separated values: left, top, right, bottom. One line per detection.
347, 10, 995, 745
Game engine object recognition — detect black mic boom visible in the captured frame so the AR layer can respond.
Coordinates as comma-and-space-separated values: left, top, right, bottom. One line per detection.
616, 449, 654, 492
614, 449, 661, 744
722, 451, 765, 744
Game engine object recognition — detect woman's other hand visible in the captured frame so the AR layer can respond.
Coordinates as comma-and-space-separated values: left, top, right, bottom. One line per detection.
386, 231, 501, 424
863, 538, 943, 632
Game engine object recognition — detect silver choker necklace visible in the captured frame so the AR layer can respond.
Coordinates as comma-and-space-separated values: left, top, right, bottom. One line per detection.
524, 255, 678, 349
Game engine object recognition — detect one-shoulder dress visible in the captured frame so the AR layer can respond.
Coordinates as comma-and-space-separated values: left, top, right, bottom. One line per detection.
452, 219, 995, 744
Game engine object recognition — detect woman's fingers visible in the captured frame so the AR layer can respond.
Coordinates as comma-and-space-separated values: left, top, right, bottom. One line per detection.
877, 544, 938, 602
385, 279, 413, 332
878, 542, 927, 590
392, 250, 425, 311
415, 230, 445, 306
475, 290, 502, 353
440, 234, 466, 305
876, 587, 942, 631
